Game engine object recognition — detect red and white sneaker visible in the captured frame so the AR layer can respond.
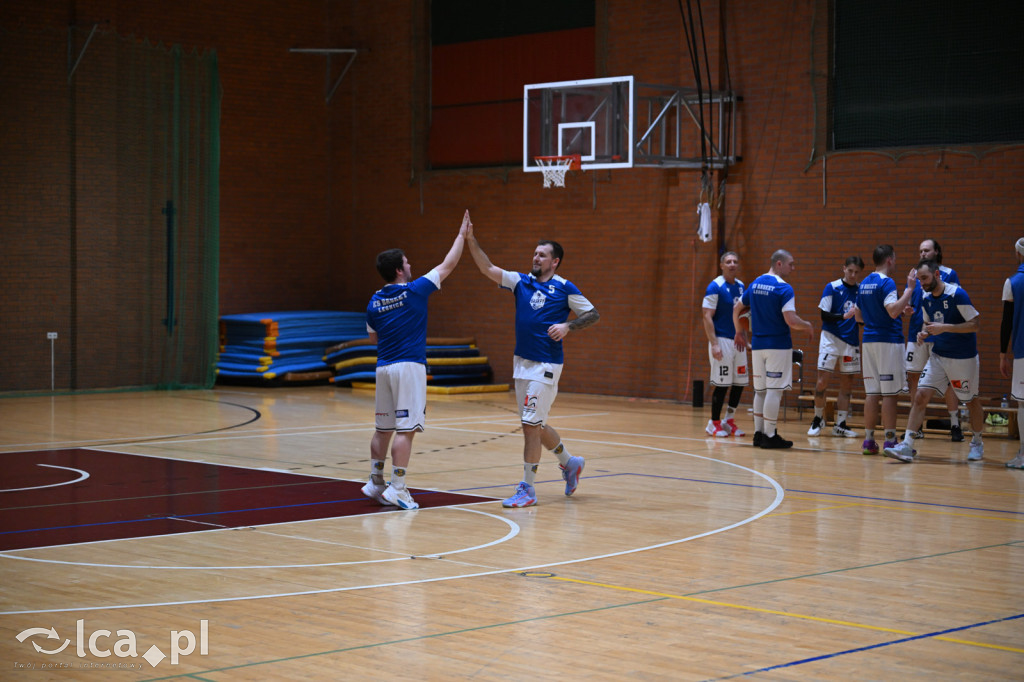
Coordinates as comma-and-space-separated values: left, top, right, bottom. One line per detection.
725, 419, 745, 437
705, 420, 730, 437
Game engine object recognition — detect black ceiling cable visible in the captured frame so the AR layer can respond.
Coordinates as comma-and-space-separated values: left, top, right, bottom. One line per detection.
678, 0, 711, 192
716, 1, 733, 206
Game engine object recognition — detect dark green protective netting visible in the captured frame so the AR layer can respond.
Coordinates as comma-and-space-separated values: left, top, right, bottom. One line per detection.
0, 24, 220, 391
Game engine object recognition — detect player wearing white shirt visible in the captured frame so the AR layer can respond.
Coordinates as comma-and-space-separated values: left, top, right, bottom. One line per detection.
808, 256, 863, 438
1000, 237, 1024, 469
466, 224, 599, 508
884, 260, 984, 463
701, 251, 748, 438
360, 211, 469, 510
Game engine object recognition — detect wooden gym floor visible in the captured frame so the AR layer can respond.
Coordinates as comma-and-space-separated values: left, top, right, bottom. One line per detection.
1, 387, 1022, 680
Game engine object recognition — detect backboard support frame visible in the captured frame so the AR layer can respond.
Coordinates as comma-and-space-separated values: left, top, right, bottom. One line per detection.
524, 75, 739, 174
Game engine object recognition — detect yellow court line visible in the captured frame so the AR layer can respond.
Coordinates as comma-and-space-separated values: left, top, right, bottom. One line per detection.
549, 576, 1024, 654
768, 503, 862, 517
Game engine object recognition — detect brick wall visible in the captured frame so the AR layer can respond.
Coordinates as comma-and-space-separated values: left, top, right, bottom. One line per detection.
3, 0, 1022, 398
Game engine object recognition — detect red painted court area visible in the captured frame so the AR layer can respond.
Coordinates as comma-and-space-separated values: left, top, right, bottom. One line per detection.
0, 449, 490, 551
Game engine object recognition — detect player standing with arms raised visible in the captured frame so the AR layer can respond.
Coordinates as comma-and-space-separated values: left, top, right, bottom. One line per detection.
361, 211, 469, 510
465, 223, 599, 508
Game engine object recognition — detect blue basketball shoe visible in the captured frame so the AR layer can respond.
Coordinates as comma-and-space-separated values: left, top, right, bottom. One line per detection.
560, 456, 585, 496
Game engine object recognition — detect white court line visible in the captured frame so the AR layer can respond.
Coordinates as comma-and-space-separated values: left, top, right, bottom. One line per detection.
0, 465, 90, 493
122, 412, 610, 448
7, 413, 513, 451
0, 507, 520, 571
0, 438, 783, 615
1, 411, 610, 451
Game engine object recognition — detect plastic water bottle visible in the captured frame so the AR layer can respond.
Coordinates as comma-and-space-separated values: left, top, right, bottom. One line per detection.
1003, 395, 1010, 409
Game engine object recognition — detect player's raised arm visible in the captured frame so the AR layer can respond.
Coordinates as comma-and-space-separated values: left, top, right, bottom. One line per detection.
434, 210, 469, 282
886, 268, 917, 319
464, 216, 505, 285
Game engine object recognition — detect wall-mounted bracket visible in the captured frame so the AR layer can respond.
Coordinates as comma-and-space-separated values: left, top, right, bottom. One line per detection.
289, 48, 362, 104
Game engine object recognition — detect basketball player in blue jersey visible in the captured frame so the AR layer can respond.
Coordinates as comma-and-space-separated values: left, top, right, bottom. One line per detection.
465, 222, 599, 508
1000, 237, 1024, 469
906, 238, 964, 441
701, 251, 748, 438
884, 260, 984, 463
733, 249, 814, 449
361, 211, 470, 510
850, 244, 916, 456
808, 256, 864, 438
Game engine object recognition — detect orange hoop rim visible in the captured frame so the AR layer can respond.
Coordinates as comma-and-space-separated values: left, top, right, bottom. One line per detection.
534, 154, 582, 171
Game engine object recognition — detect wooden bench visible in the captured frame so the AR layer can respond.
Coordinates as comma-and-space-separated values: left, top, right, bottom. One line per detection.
793, 393, 1017, 439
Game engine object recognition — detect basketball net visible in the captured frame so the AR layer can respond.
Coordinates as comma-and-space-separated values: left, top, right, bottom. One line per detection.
534, 155, 581, 189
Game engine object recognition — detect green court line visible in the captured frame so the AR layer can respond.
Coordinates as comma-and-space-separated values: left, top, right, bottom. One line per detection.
140, 541, 1024, 679
140, 596, 668, 680
684, 539, 1024, 596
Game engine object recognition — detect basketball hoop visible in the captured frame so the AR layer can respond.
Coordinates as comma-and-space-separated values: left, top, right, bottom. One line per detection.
534, 154, 582, 188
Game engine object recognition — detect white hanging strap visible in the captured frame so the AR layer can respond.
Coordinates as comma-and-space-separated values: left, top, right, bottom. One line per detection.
697, 202, 712, 242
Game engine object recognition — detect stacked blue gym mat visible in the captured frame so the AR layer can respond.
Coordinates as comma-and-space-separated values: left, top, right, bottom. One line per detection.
325, 337, 494, 387
216, 311, 367, 384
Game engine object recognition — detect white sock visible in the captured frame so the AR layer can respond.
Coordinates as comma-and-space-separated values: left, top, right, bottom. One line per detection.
837, 410, 849, 426
551, 442, 571, 466
814, 406, 824, 419
725, 406, 737, 420
370, 459, 385, 485
949, 410, 960, 427
1018, 402, 1023, 453
391, 466, 407, 489
523, 463, 538, 486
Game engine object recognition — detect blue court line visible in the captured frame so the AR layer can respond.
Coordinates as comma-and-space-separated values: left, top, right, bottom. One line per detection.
459, 472, 1024, 516
0, 490, 495, 537
707, 611, 1024, 680
784, 486, 1024, 515
7, 469, 1020, 539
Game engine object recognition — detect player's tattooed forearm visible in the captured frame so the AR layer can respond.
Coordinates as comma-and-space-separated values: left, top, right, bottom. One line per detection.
569, 309, 600, 331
